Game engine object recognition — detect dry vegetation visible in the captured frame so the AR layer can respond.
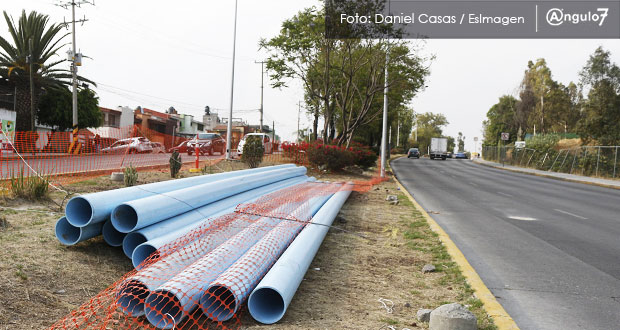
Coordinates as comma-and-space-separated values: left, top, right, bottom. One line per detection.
0, 161, 495, 329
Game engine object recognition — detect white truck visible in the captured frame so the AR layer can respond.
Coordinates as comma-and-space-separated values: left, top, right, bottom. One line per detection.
430, 137, 448, 160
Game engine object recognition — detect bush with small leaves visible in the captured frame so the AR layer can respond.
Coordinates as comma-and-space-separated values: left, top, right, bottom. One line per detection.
241, 136, 264, 168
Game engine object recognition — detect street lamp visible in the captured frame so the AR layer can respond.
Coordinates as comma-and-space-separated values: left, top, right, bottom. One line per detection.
225, 0, 239, 160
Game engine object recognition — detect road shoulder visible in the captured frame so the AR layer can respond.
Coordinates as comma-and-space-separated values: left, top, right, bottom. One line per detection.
391, 157, 520, 330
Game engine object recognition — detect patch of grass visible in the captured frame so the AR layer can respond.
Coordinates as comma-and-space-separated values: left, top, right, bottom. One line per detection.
397, 193, 413, 207
397, 191, 498, 330
15, 264, 28, 281
379, 318, 398, 325
9, 169, 50, 200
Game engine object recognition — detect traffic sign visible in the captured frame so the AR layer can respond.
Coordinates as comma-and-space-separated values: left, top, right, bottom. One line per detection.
501, 133, 510, 141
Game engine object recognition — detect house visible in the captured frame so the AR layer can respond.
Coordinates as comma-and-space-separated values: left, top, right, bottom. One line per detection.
175, 113, 205, 138
100, 106, 134, 128
133, 107, 181, 148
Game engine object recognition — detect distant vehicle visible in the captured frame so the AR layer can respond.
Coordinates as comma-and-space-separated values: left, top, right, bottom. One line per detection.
430, 137, 448, 160
407, 148, 420, 159
237, 133, 273, 155
187, 133, 226, 156
150, 142, 166, 154
101, 137, 152, 154
446, 152, 453, 159
168, 140, 189, 153
455, 152, 468, 159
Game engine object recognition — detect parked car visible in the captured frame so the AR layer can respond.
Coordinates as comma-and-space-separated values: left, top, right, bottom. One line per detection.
446, 152, 453, 159
187, 133, 226, 156
455, 152, 468, 159
237, 133, 274, 155
168, 140, 189, 154
407, 148, 420, 159
101, 137, 152, 154
150, 142, 166, 154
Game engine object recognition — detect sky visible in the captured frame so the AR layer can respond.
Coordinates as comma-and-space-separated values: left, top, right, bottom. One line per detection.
2, 0, 619, 150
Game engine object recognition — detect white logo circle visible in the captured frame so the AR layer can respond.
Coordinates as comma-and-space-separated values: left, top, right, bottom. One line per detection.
546, 8, 564, 26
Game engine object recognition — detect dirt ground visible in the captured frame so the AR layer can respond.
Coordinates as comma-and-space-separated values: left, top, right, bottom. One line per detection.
0, 160, 495, 330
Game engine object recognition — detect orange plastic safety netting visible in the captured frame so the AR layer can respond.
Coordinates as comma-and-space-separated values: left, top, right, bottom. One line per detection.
0, 126, 302, 190
47, 174, 384, 330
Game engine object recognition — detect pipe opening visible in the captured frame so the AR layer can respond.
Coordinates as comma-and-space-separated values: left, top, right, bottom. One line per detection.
132, 244, 158, 269
102, 220, 125, 247
145, 290, 182, 329
248, 287, 286, 324
112, 204, 138, 233
123, 233, 147, 259
65, 197, 94, 227
55, 217, 81, 246
116, 280, 149, 317
201, 285, 236, 322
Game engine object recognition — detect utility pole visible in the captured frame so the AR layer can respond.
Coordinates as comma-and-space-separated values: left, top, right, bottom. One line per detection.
272, 120, 275, 141
57, 0, 92, 128
28, 38, 35, 131
226, 0, 239, 160
380, 51, 389, 177
255, 60, 266, 132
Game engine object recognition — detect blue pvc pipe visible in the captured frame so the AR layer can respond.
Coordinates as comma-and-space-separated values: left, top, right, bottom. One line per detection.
65, 164, 295, 227
111, 167, 306, 233
55, 216, 104, 246
200, 183, 345, 322
115, 179, 316, 317
123, 176, 309, 261
103, 219, 125, 247
116, 215, 260, 318
142, 185, 332, 329
247, 184, 353, 324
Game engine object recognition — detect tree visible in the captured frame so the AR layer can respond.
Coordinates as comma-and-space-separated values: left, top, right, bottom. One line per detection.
413, 112, 448, 154
457, 132, 465, 151
482, 95, 518, 146
260, 7, 333, 141
0, 10, 93, 131
37, 87, 102, 131
262, 5, 429, 146
446, 136, 455, 153
577, 47, 620, 145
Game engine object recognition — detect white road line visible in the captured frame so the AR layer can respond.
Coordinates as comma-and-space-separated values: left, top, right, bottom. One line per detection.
497, 191, 513, 198
554, 208, 588, 220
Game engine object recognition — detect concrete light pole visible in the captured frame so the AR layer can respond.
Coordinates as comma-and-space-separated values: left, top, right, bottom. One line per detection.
380, 52, 389, 178
255, 60, 265, 132
225, 0, 238, 160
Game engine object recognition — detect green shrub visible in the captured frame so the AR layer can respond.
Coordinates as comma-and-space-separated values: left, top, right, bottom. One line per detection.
9, 169, 49, 200
123, 165, 138, 187
169, 150, 182, 178
241, 136, 264, 168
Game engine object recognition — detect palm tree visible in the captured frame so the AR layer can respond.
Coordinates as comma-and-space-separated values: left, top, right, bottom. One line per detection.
0, 10, 92, 132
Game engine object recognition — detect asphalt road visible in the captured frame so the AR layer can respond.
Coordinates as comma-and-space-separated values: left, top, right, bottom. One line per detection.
392, 157, 620, 330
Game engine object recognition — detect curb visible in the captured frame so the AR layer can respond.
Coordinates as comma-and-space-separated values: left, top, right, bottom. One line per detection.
473, 159, 620, 191
391, 162, 519, 330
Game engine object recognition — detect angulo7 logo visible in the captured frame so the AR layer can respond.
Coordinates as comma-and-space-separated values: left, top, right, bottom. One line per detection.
546, 7, 609, 26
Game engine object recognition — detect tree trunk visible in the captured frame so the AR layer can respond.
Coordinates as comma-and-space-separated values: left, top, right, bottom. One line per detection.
14, 84, 35, 132
312, 108, 319, 141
